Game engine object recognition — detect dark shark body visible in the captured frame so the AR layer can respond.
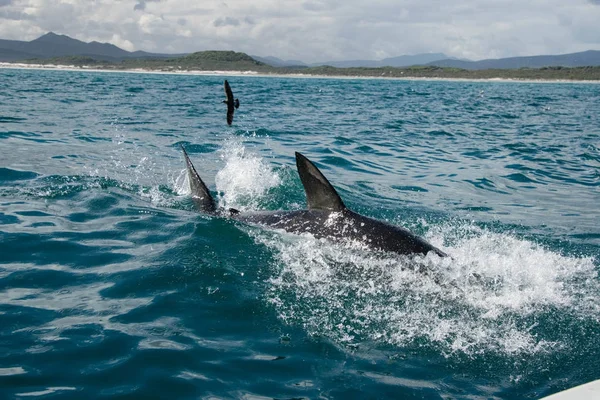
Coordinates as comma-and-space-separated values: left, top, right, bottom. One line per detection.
235, 209, 446, 256
181, 147, 447, 258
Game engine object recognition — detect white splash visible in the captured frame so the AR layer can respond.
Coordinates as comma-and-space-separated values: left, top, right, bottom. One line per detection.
214, 140, 281, 211
173, 168, 190, 196
257, 221, 599, 357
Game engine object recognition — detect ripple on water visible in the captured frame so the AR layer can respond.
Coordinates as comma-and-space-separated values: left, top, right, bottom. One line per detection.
0, 70, 599, 399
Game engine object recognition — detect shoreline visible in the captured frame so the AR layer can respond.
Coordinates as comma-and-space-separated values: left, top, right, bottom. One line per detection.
2, 62, 599, 84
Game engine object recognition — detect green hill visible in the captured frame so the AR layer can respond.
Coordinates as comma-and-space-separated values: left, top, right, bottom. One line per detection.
116, 50, 269, 71
180, 50, 258, 63
10, 50, 600, 81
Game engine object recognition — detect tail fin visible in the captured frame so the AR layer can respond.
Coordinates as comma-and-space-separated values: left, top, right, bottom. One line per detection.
295, 152, 346, 212
181, 146, 217, 213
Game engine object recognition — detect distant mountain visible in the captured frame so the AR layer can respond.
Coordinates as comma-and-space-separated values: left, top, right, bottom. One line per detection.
3, 33, 600, 71
0, 46, 36, 62
0, 32, 181, 62
428, 50, 600, 70
310, 53, 450, 68
251, 55, 307, 67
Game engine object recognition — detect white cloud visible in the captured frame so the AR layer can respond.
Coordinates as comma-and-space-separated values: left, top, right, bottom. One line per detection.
109, 34, 135, 52
0, 0, 599, 62
213, 16, 241, 27
134, 0, 160, 12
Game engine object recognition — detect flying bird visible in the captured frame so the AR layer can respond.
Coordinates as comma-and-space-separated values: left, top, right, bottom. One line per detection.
223, 80, 240, 125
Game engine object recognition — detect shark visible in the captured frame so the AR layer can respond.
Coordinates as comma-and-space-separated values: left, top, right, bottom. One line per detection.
181, 146, 447, 258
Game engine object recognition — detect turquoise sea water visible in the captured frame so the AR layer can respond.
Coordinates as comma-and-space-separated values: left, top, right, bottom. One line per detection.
0, 68, 599, 399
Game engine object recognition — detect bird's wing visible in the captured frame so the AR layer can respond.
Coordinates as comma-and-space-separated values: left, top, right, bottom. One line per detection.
226, 105, 234, 125
224, 80, 233, 102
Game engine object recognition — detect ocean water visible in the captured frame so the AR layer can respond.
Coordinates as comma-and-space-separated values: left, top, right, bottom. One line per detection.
0, 68, 599, 399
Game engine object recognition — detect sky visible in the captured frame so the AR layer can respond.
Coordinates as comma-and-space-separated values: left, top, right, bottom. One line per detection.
1, 0, 599, 63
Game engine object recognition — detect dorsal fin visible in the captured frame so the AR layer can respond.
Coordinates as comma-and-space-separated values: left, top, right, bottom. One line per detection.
181, 146, 217, 213
295, 152, 346, 212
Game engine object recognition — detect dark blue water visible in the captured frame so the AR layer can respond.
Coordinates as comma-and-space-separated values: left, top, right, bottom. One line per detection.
1, 68, 599, 399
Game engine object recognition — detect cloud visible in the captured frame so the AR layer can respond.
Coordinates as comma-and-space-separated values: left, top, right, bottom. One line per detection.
302, 1, 338, 12
0, 7, 23, 19
0, 0, 599, 62
213, 16, 240, 27
134, 0, 160, 12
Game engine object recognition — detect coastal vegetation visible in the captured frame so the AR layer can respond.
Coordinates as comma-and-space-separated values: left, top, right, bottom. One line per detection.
13, 52, 600, 81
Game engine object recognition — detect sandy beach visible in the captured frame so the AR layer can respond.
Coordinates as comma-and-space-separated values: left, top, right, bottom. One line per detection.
1, 61, 599, 84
